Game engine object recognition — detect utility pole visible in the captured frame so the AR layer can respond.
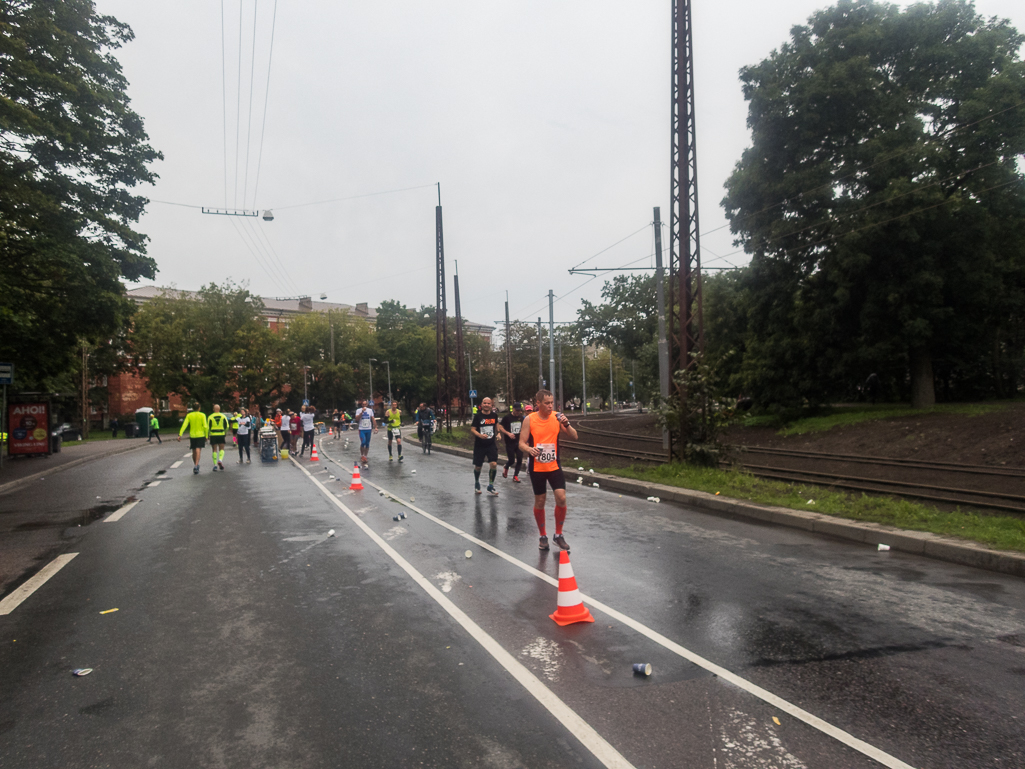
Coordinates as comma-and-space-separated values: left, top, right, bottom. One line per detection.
558, 338, 564, 411
609, 350, 614, 414
330, 316, 335, 365
581, 341, 587, 415
505, 294, 513, 407
537, 318, 543, 390
654, 206, 670, 451
454, 260, 466, 424
632, 360, 637, 404
383, 361, 392, 404
548, 290, 555, 400
467, 354, 474, 412
669, 0, 704, 456
81, 344, 90, 440
435, 183, 451, 432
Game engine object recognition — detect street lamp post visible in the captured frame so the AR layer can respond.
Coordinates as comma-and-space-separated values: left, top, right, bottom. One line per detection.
368, 358, 377, 415
466, 353, 474, 412
382, 361, 392, 404
303, 365, 311, 404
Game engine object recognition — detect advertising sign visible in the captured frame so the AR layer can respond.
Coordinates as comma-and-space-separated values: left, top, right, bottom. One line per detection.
8, 402, 50, 455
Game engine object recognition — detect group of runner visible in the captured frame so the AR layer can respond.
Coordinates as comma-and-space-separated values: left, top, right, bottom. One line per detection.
470, 389, 577, 551
177, 390, 575, 553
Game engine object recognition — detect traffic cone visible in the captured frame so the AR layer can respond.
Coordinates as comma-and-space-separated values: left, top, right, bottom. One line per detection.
549, 550, 595, 626
310, 443, 319, 461
349, 462, 363, 490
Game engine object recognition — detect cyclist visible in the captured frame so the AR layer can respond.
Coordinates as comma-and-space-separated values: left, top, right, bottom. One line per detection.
415, 403, 435, 454
207, 404, 229, 471
353, 400, 377, 467
384, 401, 403, 462
519, 389, 578, 551
177, 403, 208, 474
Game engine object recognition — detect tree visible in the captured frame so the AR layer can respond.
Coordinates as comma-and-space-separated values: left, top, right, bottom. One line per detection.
0, 1, 161, 388
722, 0, 1025, 408
131, 284, 274, 410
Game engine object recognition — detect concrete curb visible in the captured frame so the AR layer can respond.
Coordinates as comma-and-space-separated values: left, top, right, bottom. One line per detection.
0, 441, 150, 497
429, 442, 1025, 579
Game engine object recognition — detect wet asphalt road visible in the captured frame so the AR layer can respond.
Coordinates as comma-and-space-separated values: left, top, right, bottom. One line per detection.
1, 432, 1023, 769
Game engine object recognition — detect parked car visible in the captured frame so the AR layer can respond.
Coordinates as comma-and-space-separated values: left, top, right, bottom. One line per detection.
52, 423, 82, 441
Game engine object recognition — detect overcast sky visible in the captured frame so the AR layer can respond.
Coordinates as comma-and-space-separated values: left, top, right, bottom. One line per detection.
97, 0, 1025, 329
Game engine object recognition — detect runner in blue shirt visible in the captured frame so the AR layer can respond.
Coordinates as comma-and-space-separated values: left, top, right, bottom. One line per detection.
353, 400, 378, 467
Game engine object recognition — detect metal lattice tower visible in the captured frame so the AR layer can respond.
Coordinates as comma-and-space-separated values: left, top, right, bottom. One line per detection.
669, 0, 704, 448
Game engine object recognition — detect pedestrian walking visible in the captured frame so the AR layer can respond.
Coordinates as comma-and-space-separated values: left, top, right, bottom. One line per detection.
148, 413, 162, 444
470, 397, 500, 496
236, 408, 252, 464
519, 389, 578, 551
499, 402, 524, 482
277, 409, 290, 452
290, 410, 302, 454
207, 405, 229, 471
177, 403, 208, 474
299, 405, 316, 456
110, 417, 119, 438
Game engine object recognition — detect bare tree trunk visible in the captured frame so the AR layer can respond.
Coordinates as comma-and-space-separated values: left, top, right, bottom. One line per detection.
910, 348, 935, 409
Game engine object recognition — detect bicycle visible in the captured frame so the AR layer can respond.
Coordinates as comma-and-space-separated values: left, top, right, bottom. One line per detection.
420, 421, 433, 454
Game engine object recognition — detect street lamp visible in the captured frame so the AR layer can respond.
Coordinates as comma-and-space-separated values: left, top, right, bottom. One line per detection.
368, 358, 377, 414
303, 365, 311, 404
382, 361, 392, 404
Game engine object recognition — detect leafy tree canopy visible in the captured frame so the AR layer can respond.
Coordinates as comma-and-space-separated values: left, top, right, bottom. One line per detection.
0, 1, 161, 387
722, 0, 1025, 407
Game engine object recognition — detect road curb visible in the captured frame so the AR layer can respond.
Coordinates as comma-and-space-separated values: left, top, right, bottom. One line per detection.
428, 442, 1025, 578
0, 441, 150, 497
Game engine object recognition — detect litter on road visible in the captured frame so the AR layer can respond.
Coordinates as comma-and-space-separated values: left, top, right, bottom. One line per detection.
328, 529, 335, 537
878, 544, 891, 551
465, 550, 473, 558
632, 663, 652, 676
72, 668, 92, 677
99, 608, 118, 614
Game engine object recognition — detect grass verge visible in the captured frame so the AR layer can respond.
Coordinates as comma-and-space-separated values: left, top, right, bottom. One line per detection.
430, 425, 473, 447
602, 462, 1025, 553
739, 402, 1010, 436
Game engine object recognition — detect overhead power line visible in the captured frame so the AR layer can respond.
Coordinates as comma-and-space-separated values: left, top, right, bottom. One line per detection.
241, 0, 260, 208
251, 0, 279, 208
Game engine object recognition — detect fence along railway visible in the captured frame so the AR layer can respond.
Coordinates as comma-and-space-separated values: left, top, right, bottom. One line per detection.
568, 413, 1025, 515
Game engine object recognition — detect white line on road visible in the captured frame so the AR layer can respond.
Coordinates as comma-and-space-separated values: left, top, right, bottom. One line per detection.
147, 480, 161, 487
104, 500, 139, 523
0, 554, 79, 616
291, 457, 635, 769
317, 443, 916, 769
170, 461, 183, 469
182, 452, 191, 458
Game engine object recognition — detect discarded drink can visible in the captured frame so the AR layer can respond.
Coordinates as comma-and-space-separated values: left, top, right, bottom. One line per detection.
393, 515, 401, 521
632, 663, 652, 676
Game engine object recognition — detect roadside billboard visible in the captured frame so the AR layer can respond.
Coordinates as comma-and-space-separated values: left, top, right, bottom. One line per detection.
8, 402, 50, 456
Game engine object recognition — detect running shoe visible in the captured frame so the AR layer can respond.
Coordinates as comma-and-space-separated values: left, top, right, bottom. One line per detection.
487, 485, 498, 496
389, 456, 393, 462
193, 466, 200, 475
246, 459, 251, 464
538, 535, 550, 551
475, 484, 482, 495
512, 476, 521, 483
212, 466, 218, 472
218, 461, 224, 470
553, 534, 570, 551
399, 455, 403, 462
502, 468, 508, 478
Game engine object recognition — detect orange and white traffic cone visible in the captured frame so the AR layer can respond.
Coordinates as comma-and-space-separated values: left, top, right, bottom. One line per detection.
349, 462, 363, 490
310, 443, 319, 461
549, 550, 595, 626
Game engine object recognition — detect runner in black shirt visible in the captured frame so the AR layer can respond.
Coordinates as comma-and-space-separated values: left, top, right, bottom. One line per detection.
470, 397, 500, 496
499, 402, 524, 483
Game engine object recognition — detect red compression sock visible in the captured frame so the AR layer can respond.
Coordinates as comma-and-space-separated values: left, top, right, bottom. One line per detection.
554, 505, 567, 535
533, 507, 547, 536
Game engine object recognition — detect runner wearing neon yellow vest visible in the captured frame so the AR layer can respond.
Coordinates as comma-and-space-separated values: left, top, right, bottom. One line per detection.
178, 404, 208, 474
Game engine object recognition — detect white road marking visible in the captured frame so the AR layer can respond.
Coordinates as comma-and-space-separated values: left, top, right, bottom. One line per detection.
182, 452, 191, 458
317, 444, 916, 769
170, 461, 183, 469
0, 554, 79, 615
291, 456, 635, 769
105, 500, 139, 523
147, 480, 161, 487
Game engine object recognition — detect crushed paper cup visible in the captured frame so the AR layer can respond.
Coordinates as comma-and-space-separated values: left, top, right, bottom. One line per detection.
592, 482, 599, 488
465, 550, 473, 558
328, 529, 335, 537
878, 544, 891, 551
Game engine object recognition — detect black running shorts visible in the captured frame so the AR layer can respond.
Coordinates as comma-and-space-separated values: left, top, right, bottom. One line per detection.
209, 436, 226, 447
189, 437, 206, 450
529, 467, 566, 495
472, 442, 499, 466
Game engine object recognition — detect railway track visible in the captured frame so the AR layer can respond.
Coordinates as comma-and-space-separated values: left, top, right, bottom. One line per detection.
562, 418, 1025, 514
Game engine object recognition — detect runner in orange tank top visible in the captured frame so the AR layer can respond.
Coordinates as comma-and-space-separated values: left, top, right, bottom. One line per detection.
519, 389, 578, 551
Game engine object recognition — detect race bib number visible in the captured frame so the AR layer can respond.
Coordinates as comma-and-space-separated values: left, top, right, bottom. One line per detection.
359, 417, 373, 430
392, 428, 401, 437
511, 421, 522, 435
481, 424, 494, 438
537, 443, 557, 464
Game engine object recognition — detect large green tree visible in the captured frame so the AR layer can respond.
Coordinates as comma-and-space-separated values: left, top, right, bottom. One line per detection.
723, 0, 1025, 407
0, 1, 161, 387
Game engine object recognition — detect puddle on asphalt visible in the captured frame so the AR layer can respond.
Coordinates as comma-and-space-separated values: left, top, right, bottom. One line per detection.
16, 497, 137, 530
